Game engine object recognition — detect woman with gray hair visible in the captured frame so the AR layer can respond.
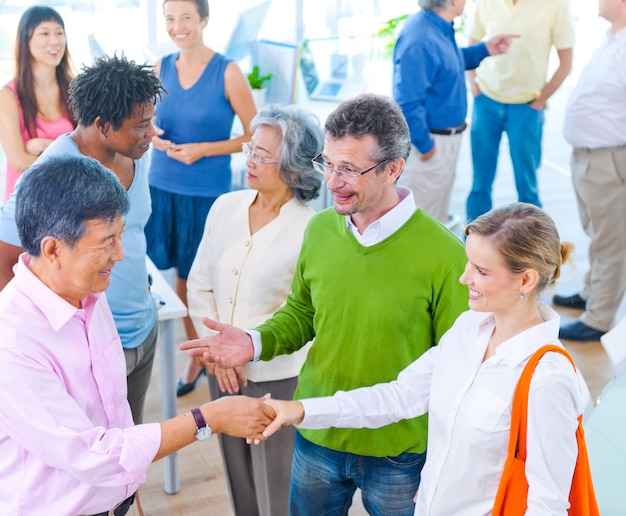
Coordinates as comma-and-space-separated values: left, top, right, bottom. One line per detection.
186, 104, 323, 516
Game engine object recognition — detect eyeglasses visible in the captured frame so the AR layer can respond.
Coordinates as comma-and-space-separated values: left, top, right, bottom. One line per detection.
242, 142, 279, 165
311, 153, 389, 185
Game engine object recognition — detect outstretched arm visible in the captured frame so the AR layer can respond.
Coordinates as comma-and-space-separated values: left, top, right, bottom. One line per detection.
485, 34, 519, 56
262, 345, 440, 439
179, 317, 255, 368
154, 395, 275, 461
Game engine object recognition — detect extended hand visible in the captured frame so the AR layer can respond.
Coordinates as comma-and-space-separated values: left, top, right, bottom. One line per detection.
180, 318, 254, 368
485, 34, 520, 56
262, 399, 305, 438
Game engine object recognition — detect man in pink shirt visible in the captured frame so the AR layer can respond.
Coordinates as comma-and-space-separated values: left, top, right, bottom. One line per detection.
0, 155, 273, 515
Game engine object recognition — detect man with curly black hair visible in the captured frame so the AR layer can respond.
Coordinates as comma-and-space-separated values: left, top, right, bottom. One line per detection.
0, 54, 166, 425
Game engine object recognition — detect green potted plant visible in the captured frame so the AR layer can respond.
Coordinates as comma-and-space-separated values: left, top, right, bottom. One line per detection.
377, 14, 409, 57
247, 65, 273, 106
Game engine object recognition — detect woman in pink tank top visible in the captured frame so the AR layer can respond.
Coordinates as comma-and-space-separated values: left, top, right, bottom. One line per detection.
0, 6, 76, 201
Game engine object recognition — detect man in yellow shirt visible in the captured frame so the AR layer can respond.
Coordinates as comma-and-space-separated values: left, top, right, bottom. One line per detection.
465, 0, 575, 221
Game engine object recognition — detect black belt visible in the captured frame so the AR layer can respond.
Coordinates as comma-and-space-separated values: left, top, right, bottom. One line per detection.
430, 122, 467, 136
91, 493, 135, 516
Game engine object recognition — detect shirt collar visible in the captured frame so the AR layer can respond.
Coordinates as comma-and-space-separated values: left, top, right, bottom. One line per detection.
346, 186, 416, 245
423, 10, 455, 36
15, 253, 100, 333
475, 303, 561, 367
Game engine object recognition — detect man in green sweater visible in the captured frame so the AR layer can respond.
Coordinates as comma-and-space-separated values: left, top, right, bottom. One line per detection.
182, 93, 468, 515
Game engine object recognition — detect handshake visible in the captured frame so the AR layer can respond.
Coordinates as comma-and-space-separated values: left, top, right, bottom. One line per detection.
194, 393, 304, 443
180, 317, 306, 442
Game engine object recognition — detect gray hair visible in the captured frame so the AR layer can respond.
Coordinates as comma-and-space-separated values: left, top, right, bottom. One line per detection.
324, 93, 411, 164
418, 0, 453, 12
251, 104, 323, 203
16, 155, 130, 256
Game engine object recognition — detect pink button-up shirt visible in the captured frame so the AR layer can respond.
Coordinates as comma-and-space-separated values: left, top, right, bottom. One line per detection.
0, 254, 161, 515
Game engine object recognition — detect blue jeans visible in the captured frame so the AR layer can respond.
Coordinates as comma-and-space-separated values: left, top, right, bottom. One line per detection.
466, 93, 544, 221
290, 432, 425, 516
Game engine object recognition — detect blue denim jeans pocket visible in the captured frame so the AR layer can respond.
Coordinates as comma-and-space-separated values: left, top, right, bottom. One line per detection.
290, 432, 425, 516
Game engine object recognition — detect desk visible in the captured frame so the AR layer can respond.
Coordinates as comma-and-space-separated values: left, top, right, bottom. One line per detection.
146, 258, 187, 494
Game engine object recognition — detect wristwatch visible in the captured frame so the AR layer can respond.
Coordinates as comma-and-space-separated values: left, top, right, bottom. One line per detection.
191, 407, 213, 441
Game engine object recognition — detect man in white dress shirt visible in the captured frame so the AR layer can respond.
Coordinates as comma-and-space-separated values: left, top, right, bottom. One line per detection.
555, 0, 626, 340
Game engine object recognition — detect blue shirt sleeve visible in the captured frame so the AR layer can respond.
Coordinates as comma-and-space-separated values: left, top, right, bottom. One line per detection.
393, 41, 438, 154
461, 42, 490, 71
0, 186, 21, 247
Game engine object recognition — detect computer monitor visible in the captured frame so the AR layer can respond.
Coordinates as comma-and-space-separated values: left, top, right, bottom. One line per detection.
224, 1, 272, 62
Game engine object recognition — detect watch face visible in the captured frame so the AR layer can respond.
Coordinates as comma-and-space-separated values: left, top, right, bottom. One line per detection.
195, 426, 212, 441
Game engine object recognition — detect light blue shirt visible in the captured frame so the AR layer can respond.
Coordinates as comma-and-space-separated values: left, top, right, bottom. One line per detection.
0, 134, 157, 349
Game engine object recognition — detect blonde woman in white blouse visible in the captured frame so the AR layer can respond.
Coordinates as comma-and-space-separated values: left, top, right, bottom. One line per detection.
187, 104, 323, 516
263, 203, 590, 516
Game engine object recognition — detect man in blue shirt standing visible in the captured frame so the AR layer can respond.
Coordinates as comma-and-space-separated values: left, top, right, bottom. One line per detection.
394, 0, 516, 223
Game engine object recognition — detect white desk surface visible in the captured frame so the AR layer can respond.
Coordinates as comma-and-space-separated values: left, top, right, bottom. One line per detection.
145, 257, 188, 494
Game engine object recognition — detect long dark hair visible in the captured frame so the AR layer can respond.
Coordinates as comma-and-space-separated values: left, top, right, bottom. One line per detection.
14, 6, 76, 138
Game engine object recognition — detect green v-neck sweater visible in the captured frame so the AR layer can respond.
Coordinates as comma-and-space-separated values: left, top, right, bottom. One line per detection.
257, 207, 468, 456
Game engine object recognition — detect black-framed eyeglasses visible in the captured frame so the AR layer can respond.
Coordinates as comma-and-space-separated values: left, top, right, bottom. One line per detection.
311, 153, 389, 184
242, 142, 279, 164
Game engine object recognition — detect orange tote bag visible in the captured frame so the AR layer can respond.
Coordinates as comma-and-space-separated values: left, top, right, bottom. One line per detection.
492, 345, 599, 516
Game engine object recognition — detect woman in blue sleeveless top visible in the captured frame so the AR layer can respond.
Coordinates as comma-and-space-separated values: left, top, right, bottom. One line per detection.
145, 0, 257, 389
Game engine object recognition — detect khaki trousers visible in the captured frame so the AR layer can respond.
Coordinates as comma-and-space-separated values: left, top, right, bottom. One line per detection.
571, 145, 626, 331
397, 133, 463, 224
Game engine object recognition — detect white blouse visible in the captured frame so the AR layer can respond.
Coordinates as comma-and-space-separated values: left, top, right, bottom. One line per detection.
188, 189, 314, 382
300, 304, 588, 515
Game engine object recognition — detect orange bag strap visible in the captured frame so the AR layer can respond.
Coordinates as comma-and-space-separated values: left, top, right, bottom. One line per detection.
509, 345, 577, 462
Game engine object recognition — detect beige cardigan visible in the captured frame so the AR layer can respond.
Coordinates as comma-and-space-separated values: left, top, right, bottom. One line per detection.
187, 189, 314, 382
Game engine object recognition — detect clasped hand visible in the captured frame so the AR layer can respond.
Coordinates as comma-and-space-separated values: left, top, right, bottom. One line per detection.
151, 122, 206, 165
180, 318, 306, 441
245, 397, 305, 445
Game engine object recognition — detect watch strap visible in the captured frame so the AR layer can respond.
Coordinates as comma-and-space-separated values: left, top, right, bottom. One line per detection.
191, 407, 207, 431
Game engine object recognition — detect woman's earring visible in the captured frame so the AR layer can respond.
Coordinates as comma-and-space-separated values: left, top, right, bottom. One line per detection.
520, 291, 526, 300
